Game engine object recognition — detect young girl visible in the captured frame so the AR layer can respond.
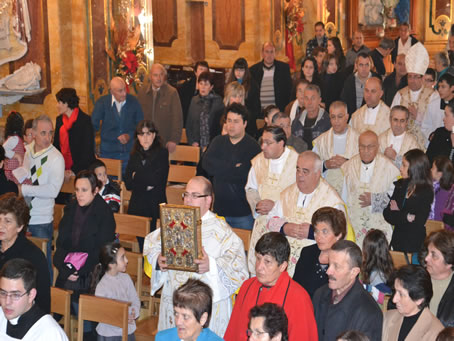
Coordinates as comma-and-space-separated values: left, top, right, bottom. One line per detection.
94, 242, 140, 341
430, 156, 454, 221
2, 111, 27, 184
361, 229, 394, 305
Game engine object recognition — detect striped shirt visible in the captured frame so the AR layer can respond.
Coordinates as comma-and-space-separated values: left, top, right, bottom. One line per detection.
260, 67, 276, 109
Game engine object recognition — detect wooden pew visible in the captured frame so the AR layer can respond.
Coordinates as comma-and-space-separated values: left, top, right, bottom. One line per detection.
51, 286, 72, 338
114, 213, 151, 252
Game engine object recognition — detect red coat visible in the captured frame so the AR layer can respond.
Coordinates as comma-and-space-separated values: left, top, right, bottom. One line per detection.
224, 271, 318, 341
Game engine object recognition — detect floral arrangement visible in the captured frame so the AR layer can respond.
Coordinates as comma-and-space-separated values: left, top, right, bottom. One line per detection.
112, 41, 147, 92
285, 0, 305, 45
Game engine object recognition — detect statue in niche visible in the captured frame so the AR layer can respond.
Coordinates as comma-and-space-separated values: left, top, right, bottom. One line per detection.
358, 0, 409, 29
0, 0, 31, 66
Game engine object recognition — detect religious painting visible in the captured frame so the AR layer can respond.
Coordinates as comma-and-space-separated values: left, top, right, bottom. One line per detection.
160, 204, 202, 272
358, 0, 410, 28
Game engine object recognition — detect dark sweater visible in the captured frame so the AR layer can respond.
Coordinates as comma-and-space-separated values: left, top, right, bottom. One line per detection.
124, 147, 169, 227
293, 244, 328, 298
0, 169, 18, 195
202, 134, 261, 217
383, 72, 408, 107
54, 109, 96, 174
384, 178, 434, 253
0, 234, 51, 313
426, 127, 453, 164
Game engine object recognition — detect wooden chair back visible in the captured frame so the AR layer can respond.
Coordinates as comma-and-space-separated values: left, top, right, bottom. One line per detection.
125, 251, 143, 297
115, 213, 151, 238
168, 145, 199, 184
232, 228, 251, 252
166, 185, 185, 205
27, 236, 48, 257
99, 157, 123, 181
426, 219, 444, 236
390, 250, 410, 268
168, 165, 197, 183
54, 204, 65, 230
119, 181, 132, 214
77, 294, 130, 341
256, 119, 265, 130
60, 176, 75, 194
180, 128, 188, 144
51, 286, 72, 337
169, 145, 200, 163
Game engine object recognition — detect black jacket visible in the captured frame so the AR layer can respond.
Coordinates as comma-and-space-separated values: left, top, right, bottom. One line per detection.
384, 178, 434, 253
340, 71, 380, 118
321, 72, 344, 111
244, 79, 261, 136
391, 36, 419, 63
124, 147, 169, 227
249, 60, 292, 112
178, 76, 197, 126
426, 127, 453, 164
438, 274, 454, 327
370, 49, 386, 77
54, 109, 96, 174
0, 169, 17, 195
54, 195, 116, 289
0, 234, 50, 313
293, 244, 328, 298
383, 72, 408, 107
312, 279, 383, 341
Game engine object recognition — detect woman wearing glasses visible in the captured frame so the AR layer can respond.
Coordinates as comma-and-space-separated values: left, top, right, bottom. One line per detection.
247, 303, 288, 341
0, 193, 50, 313
124, 120, 169, 232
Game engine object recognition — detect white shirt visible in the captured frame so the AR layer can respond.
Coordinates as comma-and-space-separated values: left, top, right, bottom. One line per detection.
391, 88, 440, 126
398, 37, 412, 56
387, 132, 405, 154
111, 96, 125, 113
364, 104, 380, 125
421, 96, 446, 144
360, 158, 376, 183
245, 148, 290, 191
333, 130, 348, 155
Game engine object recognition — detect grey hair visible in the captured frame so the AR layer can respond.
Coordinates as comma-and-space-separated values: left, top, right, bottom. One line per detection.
304, 84, 321, 97
435, 52, 449, 68
151, 63, 167, 76
32, 115, 53, 130
300, 151, 323, 173
379, 38, 395, 50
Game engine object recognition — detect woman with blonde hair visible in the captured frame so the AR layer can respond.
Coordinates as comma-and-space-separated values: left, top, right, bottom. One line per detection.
223, 81, 256, 137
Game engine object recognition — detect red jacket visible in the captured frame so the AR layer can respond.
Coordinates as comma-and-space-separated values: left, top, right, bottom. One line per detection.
224, 271, 318, 341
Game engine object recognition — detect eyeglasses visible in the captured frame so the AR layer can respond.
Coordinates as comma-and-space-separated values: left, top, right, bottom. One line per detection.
246, 329, 268, 338
0, 290, 29, 301
182, 192, 210, 199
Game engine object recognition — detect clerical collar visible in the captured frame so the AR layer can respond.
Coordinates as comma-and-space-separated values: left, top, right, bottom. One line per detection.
6, 304, 45, 339
263, 63, 275, 71
440, 98, 454, 110
367, 103, 380, 110
361, 159, 374, 166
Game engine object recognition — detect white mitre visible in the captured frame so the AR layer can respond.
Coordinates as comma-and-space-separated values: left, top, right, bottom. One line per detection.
405, 42, 429, 75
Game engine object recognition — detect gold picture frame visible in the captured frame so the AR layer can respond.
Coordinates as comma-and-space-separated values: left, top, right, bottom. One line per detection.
160, 203, 202, 272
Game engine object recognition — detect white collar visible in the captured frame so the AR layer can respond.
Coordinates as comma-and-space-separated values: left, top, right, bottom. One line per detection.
361, 158, 376, 170
111, 96, 126, 107
271, 147, 290, 163
366, 103, 380, 113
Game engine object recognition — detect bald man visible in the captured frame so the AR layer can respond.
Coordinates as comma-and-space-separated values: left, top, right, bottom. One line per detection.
144, 176, 248, 337
341, 131, 400, 246
249, 42, 292, 112
248, 151, 355, 276
350, 77, 391, 135
138, 63, 183, 153
92, 77, 144, 173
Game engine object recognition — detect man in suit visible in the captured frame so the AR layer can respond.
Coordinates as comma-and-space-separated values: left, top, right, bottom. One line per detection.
250, 42, 292, 112
391, 23, 418, 63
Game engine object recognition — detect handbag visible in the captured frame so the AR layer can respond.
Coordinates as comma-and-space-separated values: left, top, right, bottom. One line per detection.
64, 252, 88, 271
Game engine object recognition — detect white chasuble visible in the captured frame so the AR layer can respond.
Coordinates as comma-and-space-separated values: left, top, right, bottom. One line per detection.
341, 154, 400, 247
144, 211, 249, 338
313, 127, 360, 193
350, 101, 391, 135
379, 129, 421, 168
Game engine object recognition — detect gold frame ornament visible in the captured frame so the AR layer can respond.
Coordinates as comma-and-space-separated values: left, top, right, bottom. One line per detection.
160, 204, 202, 272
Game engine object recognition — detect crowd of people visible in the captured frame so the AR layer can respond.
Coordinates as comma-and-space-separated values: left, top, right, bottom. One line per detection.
1, 19, 454, 341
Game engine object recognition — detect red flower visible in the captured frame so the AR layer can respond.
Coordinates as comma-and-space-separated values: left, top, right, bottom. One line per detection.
123, 51, 138, 74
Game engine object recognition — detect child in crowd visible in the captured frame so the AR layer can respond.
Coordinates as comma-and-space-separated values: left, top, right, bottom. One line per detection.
94, 242, 140, 341
2, 111, 27, 184
0, 145, 18, 195
430, 156, 454, 221
23, 118, 34, 145
361, 229, 394, 306
89, 159, 121, 213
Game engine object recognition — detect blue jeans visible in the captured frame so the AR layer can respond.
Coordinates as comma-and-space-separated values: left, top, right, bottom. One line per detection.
28, 222, 54, 284
225, 214, 254, 230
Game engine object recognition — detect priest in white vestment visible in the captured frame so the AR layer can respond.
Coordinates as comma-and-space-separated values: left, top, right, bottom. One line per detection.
379, 105, 421, 168
391, 42, 440, 148
248, 151, 356, 276
421, 73, 454, 145
245, 126, 298, 219
313, 100, 360, 193
341, 131, 400, 247
144, 176, 249, 337
350, 77, 391, 135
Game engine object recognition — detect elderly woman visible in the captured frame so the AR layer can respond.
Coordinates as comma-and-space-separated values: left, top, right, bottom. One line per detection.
248, 303, 288, 341
293, 207, 346, 297
53, 88, 95, 179
423, 230, 454, 327
0, 193, 50, 313
155, 279, 223, 341
383, 265, 444, 340
54, 171, 115, 292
